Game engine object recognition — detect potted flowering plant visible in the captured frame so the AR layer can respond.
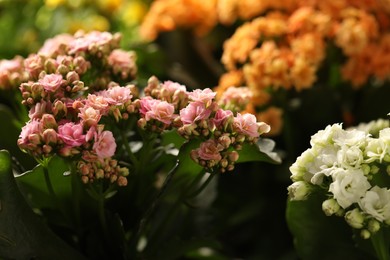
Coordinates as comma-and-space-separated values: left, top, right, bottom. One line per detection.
0, 30, 279, 259
287, 118, 390, 260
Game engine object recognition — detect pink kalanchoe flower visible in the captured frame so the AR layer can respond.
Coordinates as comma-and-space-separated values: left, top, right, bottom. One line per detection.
140, 97, 175, 125
38, 73, 63, 92
101, 86, 132, 106
162, 80, 187, 94
18, 119, 43, 147
218, 86, 252, 110
29, 100, 52, 119
108, 49, 137, 78
24, 54, 44, 79
38, 33, 74, 57
188, 88, 216, 105
86, 94, 110, 115
93, 130, 117, 159
233, 113, 261, 138
212, 109, 234, 129
69, 31, 114, 55
78, 106, 102, 127
197, 139, 223, 161
180, 102, 212, 125
58, 122, 86, 147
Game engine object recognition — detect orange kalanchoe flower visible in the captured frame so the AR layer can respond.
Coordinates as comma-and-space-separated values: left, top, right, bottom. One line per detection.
140, 0, 218, 41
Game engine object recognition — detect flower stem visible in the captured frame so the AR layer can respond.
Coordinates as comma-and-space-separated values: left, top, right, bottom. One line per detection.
129, 161, 179, 253
43, 166, 57, 200
371, 228, 390, 260
97, 183, 109, 239
121, 130, 139, 169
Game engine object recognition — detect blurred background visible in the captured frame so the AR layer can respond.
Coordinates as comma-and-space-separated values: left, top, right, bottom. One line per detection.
1, 0, 389, 259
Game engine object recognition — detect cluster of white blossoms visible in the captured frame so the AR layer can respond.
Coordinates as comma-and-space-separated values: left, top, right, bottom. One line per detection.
288, 118, 390, 239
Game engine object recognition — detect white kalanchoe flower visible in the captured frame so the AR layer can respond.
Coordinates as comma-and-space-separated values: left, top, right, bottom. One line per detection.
310, 123, 343, 147
287, 181, 312, 201
337, 145, 364, 169
364, 137, 387, 163
333, 128, 368, 148
329, 168, 371, 209
289, 148, 316, 182
345, 208, 365, 229
308, 145, 339, 185
322, 198, 341, 216
352, 118, 389, 137
359, 186, 390, 222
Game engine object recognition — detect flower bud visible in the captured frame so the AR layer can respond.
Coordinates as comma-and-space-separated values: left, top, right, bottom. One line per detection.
66, 71, 80, 83
322, 198, 341, 216
41, 114, 57, 129
258, 122, 271, 135
367, 219, 380, 234
287, 181, 311, 201
228, 151, 239, 162
345, 208, 365, 229
96, 169, 104, 179
42, 129, 57, 144
219, 135, 232, 149
137, 118, 147, 129
117, 176, 128, 186
360, 229, 371, 239
371, 165, 379, 174
220, 158, 228, 168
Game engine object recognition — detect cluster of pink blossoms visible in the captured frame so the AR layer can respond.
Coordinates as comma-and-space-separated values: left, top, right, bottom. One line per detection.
15, 31, 138, 186
138, 77, 271, 173
11, 30, 271, 184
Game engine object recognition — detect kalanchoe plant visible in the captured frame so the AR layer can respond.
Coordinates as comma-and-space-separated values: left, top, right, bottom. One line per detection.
0, 30, 279, 259
287, 117, 390, 260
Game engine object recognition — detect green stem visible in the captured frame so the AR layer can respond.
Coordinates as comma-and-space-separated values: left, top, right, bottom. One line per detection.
43, 166, 58, 200
371, 229, 390, 260
70, 162, 82, 233
120, 130, 139, 169
129, 162, 179, 254
97, 183, 109, 239
145, 169, 207, 253
186, 172, 215, 199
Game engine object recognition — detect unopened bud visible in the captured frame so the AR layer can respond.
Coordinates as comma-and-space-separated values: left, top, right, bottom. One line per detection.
67, 71, 79, 82
117, 176, 128, 186
345, 208, 365, 229
287, 181, 311, 201
41, 114, 57, 129
360, 229, 371, 239
368, 219, 380, 234
96, 169, 104, 179
42, 129, 57, 144
228, 151, 239, 162
137, 118, 147, 129
322, 198, 340, 216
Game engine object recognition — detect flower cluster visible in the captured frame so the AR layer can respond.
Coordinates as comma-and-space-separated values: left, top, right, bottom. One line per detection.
11, 30, 272, 185
288, 118, 390, 239
14, 30, 138, 186
140, 0, 390, 137
138, 78, 271, 173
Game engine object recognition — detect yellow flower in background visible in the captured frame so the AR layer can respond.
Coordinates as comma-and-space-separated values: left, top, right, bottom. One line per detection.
121, 1, 147, 27
44, 0, 66, 8
97, 0, 123, 13
68, 15, 110, 34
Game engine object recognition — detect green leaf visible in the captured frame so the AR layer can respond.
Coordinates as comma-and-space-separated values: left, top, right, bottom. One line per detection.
286, 193, 374, 260
16, 155, 72, 211
237, 138, 281, 165
0, 150, 85, 259
176, 139, 203, 176
0, 104, 35, 170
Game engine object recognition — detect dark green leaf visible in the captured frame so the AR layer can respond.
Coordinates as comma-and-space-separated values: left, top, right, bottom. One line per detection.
0, 150, 85, 259
286, 193, 374, 260
0, 104, 35, 170
237, 138, 281, 165
16, 155, 72, 210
